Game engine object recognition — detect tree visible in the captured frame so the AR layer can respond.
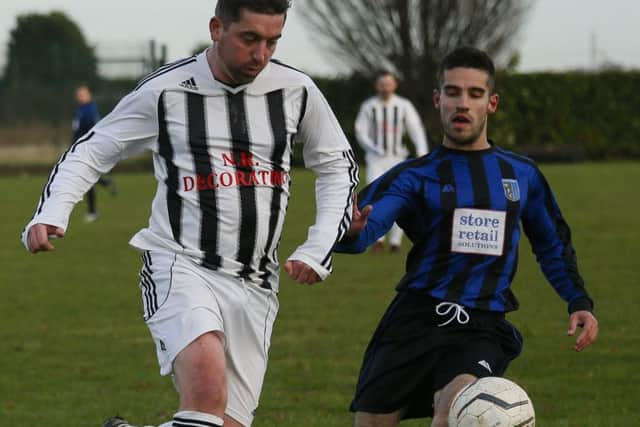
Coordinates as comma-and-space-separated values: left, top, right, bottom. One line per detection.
300, 0, 533, 118
3, 11, 97, 88
1, 11, 97, 126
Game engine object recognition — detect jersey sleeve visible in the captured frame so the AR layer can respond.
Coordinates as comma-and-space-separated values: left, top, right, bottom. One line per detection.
21, 87, 159, 250
404, 101, 428, 156
521, 167, 593, 313
354, 102, 382, 155
334, 166, 418, 253
286, 84, 359, 279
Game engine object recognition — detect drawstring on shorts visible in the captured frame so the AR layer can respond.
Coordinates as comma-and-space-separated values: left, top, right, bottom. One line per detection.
436, 302, 470, 327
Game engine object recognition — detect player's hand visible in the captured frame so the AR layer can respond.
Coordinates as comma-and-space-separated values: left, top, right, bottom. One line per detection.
347, 195, 372, 237
567, 310, 599, 352
27, 223, 65, 253
284, 260, 321, 285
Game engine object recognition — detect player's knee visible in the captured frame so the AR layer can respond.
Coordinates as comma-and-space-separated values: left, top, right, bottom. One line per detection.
430, 414, 449, 427
433, 374, 477, 422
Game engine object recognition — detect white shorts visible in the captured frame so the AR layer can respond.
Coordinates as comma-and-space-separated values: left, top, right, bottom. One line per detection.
138, 250, 279, 426
365, 154, 406, 183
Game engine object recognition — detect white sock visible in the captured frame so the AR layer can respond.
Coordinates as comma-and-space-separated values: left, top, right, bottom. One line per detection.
172, 410, 224, 426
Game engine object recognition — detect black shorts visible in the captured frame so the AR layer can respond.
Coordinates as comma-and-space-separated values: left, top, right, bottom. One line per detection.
350, 291, 523, 420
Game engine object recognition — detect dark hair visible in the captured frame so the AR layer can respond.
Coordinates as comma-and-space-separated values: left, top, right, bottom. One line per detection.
375, 69, 397, 81
215, 0, 291, 24
437, 47, 496, 92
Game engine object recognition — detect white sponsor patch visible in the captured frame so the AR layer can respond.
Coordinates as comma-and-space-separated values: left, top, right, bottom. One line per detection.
451, 208, 506, 256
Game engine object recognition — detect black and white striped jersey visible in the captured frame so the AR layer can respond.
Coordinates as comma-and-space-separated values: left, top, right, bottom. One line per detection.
22, 51, 358, 291
355, 94, 428, 159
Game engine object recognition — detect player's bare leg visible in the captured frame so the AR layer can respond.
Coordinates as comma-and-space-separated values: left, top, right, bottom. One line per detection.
173, 331, 228, 416
431, 374, 477, 427
354, 411, 402, 427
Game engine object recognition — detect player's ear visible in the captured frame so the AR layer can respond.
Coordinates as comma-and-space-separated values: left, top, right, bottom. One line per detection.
210, 16, 223, 42
433, 89, 441, 110
487, 93, 499, 114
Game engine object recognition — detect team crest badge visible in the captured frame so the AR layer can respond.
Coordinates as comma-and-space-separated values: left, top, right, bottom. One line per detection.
502, 179, 520, 202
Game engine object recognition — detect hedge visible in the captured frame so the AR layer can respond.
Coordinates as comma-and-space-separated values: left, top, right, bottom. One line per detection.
315, 70, 640, 161
2, 70, 638, 162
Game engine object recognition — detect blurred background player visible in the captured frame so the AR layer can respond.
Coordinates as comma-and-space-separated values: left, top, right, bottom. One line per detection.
337, 47, 598, 427
354, 70, 428, 253
72, 83, 117, 222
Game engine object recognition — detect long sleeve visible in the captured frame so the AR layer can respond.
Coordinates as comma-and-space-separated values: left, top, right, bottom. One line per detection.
334, 166, 417, 253
21, 87, 159, 250
286, 85, 359, 279
521, 167, 593, 313
354, 102, 382, 155
404, 102, 428, 156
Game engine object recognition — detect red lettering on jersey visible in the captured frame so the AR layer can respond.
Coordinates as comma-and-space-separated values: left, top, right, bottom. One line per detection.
240, 151, 256, 167
221, 153, 236, 166
197, 175, 208, 191
183, 176, 195, 192
207, 173, 217, 189
219, 172, 233, 187
236, 171, 250, 186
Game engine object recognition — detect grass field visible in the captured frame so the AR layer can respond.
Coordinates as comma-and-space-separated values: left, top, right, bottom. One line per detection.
1, 162, 639, 426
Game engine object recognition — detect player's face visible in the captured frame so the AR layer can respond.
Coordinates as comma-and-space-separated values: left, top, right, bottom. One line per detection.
375, 74, 398, 100
76, 87, 91, 104
433, 67, 499, 149
210, 9, 284, 84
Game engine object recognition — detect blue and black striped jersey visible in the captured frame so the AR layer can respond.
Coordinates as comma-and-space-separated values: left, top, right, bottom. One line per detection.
334, 143, 593, 313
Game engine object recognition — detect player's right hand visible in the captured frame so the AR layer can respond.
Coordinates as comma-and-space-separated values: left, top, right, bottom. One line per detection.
27, 223, 65, 253
347, 195, 372, 237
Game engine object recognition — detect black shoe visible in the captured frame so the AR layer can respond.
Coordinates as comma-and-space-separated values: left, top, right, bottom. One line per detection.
102, 416, 131, 427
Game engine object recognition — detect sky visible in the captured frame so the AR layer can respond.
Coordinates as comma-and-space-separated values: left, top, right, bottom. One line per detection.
1, 0, 639, 77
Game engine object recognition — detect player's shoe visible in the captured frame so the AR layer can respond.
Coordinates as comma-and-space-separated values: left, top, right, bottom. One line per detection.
390, 244, 401, 253
102, 416, 153, 427
84, 212, 100, 223
102, 416, 130, 427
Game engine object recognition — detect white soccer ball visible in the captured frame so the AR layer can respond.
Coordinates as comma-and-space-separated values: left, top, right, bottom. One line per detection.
448, 377, 535, 426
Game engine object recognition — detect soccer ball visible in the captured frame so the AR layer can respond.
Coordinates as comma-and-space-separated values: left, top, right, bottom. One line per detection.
448, 377, 535, 426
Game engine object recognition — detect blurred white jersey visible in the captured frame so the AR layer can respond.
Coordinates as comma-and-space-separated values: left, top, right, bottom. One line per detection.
22, 51, 358, 291
355, 94, 428, 168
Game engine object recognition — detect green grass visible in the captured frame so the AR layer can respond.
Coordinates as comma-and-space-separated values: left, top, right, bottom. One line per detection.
1, 162, 639, 426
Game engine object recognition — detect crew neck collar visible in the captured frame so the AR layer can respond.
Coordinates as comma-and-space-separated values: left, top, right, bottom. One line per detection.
440, 140, 496, 156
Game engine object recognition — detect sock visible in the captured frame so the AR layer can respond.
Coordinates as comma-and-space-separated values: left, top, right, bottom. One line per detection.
172, 410, 224, 427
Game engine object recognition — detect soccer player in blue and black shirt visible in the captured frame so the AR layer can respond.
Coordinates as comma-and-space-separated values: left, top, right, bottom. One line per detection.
334, 47, 599, 427
72, 84, 117, 221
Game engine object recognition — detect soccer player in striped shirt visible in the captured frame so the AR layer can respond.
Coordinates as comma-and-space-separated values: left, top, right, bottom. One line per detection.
22, 1, 357, 426
355, 71, 429, 253
335, 47, 598, 427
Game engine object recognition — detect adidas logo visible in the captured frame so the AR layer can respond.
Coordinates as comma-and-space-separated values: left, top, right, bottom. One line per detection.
478, 360, 492, 373
179, 77, 199, 91
442, 184, 455, 193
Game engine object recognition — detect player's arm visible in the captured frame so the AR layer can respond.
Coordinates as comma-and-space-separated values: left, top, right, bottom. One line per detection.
285, 84, 359, 284
521, 167, 598, 351
22, 87, 159, 253
404, 102, 428, 157
354, 103, 383, 155
334, 169, 415, 253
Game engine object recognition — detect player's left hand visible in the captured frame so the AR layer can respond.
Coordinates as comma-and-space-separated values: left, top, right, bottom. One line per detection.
567, 310, 599, 352
347, 195, 373, 237
284, 260, 321, 285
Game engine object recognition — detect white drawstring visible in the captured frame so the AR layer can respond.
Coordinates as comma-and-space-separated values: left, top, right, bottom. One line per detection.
436, 302, 470, 327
